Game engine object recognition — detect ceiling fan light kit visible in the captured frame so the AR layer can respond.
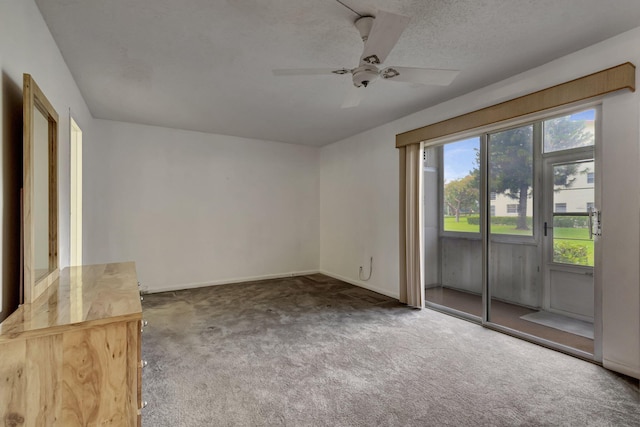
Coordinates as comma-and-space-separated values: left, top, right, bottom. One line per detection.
273, 9, 460, 107
352, 64, 379, 87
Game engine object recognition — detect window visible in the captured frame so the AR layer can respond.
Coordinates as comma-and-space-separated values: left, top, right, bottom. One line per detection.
507, 204, 519, 214
442, 137, 480, 234
543, 109, 595, 153
552, 161, 595, 267
555, 203, 567, 213
489, 124, 534, 236
437, 108, 594, 240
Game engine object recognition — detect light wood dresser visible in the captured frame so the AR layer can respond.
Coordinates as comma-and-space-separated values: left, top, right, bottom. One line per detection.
0, 262, 144, 426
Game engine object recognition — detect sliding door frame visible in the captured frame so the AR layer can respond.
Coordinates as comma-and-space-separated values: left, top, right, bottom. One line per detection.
482, 104, 600, 362
423, 101, 602, 362
424, 141, 482, 323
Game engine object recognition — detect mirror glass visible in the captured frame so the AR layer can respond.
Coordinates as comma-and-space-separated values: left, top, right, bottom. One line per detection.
23, 73, 58, 303
32, 106, 50, 282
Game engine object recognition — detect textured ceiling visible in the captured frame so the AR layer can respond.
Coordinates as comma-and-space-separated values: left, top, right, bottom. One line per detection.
36, 0, 640, 146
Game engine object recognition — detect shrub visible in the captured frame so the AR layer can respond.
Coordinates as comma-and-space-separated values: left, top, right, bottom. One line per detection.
553, 216, 589, 228
553, 241, 588, 264
467, 216, 480, 225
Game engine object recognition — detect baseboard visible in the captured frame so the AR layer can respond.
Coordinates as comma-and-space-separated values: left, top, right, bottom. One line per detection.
318, 270, 399, 300
603, 358, 640, 380
143, 270, 320, 294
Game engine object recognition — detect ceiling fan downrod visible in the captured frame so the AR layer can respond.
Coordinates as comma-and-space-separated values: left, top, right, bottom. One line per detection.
354, 16, 374, 42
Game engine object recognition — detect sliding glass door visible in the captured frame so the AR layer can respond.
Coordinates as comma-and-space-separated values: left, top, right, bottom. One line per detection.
424, 138, 482, 319
486, 123, 542, 337
423, 107, 599, 358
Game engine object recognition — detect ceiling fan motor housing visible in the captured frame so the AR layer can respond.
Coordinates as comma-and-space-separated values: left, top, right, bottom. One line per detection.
352, 64, 379, 87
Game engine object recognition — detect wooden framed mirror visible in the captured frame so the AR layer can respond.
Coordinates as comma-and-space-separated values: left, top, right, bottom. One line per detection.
23, 74, 59, 303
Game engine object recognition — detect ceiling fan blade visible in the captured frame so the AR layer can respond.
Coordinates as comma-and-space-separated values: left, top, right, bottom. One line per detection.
273, 68, 350, 76
341, 85, 365, 108
360, 11, 410, 65
381, 67, 460, 86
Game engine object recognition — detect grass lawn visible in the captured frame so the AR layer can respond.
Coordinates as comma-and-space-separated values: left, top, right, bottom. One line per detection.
444, 216, 531, 235
443, 216, 594, 266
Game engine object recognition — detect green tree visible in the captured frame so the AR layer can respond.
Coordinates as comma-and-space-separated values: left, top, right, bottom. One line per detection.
545, 115, 594, 188
488, 115, 592, 230
444, 175, 478, 222
488, 125, 533, 230
544, 115, 593, 153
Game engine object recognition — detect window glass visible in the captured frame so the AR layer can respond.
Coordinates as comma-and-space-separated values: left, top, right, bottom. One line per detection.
543, 109, 595, 153
552, 161, 594, 213
552, 216, 593, 266
442, 137, 480, 233
552, 160, 594, 266
489, 125, 534, 236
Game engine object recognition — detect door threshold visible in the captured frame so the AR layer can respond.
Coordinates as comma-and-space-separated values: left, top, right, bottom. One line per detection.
425, 301, 482, 324
484, 322, 596, 363
520, 310, 593, 339
424, 303, 596, 363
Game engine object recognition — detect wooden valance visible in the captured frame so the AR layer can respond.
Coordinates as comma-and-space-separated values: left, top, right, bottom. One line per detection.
396, 62, 636, 148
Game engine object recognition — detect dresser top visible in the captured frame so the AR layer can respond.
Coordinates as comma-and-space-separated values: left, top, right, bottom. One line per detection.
0, 262, 142, 341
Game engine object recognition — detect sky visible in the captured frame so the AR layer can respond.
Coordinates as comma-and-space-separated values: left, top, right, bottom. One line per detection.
443, 137, 479, 183
569, 109, 595, 121
440, 109, 595, 183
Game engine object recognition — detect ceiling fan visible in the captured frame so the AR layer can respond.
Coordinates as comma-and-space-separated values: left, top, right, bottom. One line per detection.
273, 10, 460, 108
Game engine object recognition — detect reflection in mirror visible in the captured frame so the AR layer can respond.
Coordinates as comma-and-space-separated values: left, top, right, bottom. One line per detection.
33, 107, 50, 282
23, 74, 59, 303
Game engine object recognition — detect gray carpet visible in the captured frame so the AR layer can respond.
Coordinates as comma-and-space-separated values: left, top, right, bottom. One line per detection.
520, 310, 594, 339
141, 274, 640, 426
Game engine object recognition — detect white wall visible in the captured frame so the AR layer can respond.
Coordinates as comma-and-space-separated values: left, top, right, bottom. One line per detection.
0, 0, 93, 320
600, 92, 640, 378
84, 120, 320, 293
320, 27, 640, 378
320, 124, 401, 298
